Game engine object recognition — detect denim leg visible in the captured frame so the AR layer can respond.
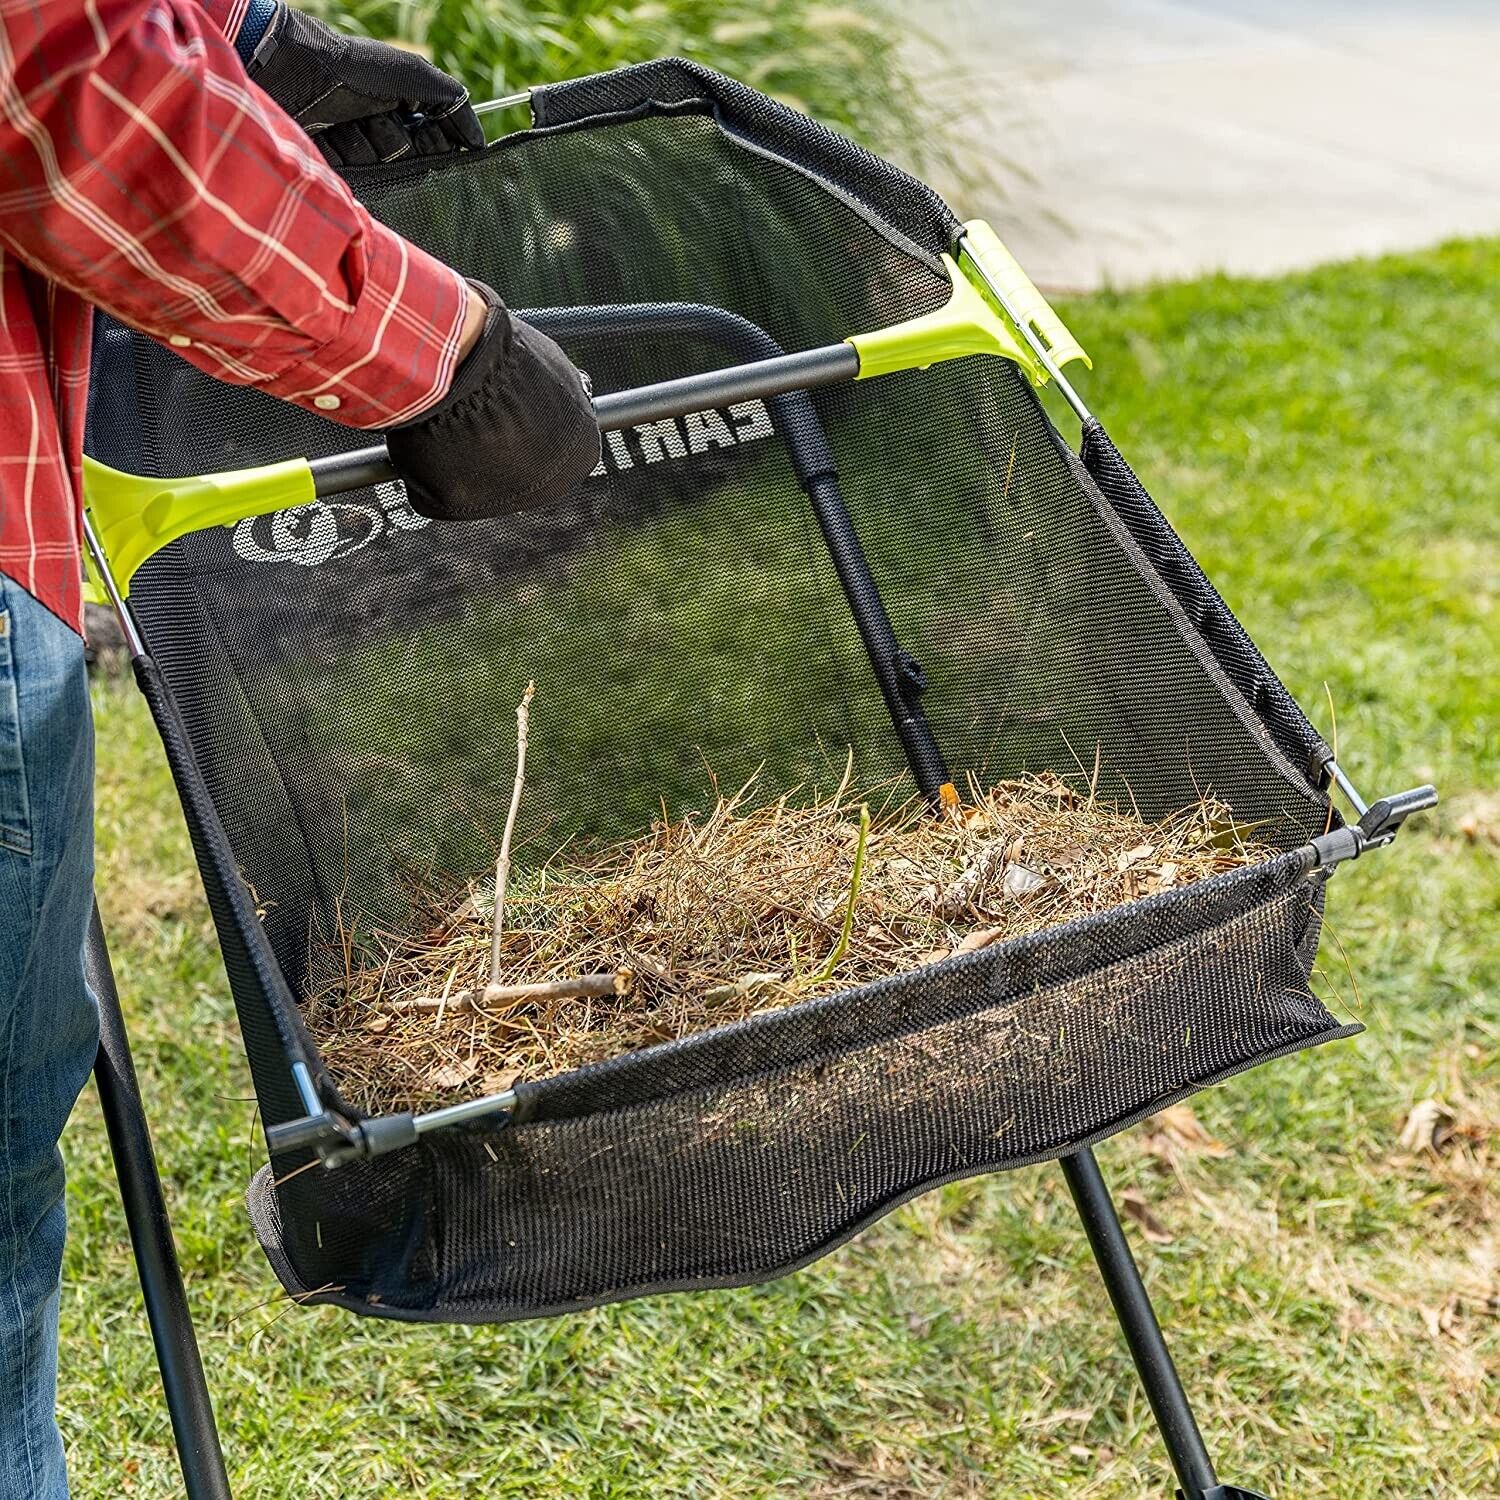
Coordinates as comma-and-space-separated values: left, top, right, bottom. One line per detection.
0, 576, 97, 1500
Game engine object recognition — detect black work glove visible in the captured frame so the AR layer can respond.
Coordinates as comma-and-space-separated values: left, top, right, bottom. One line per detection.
246, 5, 485, 167
387, 282, 601, 521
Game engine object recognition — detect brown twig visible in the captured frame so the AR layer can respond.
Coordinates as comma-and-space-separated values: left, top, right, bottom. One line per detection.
491, 680, 534, 988
393, 970, 630, 1015
481, 972, 631, 1008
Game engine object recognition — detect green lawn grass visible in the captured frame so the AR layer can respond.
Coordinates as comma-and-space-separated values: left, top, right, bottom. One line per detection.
64, 240, 1497, 1497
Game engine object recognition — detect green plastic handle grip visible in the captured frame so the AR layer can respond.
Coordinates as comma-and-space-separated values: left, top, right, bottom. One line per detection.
84, 454, 315, 600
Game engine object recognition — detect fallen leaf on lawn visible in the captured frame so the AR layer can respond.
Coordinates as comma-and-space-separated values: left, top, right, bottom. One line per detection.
428, 1059, 477, 1090
1398, 1098, 1456, 1154
1141, 1103, 1230, 1164
1120, 1187, 1174, 1243
481, 1068, 521, 1095
1420, 1293, 1463, 1341
1454, 794, 1498, 846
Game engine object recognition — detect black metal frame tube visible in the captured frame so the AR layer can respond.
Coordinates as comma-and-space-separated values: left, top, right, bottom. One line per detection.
86, 906, 233, 1500
1061, 1148, 1219, 1499
593, 343, 858, 430
306, 341, 858, 498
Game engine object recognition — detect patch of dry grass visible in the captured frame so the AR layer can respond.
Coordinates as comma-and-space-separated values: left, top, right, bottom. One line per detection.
306, 771, 1271, 1113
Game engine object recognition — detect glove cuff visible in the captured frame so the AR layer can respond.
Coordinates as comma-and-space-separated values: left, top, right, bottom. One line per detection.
392, 280, 512, 427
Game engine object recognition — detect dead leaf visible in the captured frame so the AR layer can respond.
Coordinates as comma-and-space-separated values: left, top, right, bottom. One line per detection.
1023, 1407, 1094, 1432
954, 925, 1006, 954
1120, 1187, 1174, 1243
1455, 794, 1498, 845
363, 1014, 391, 1035
1116, 843, 1155, 872
1141, 1103, 1230, 1164
1398, 1098, 1456, 1154
428, 1059, 478, 1091
481, 1068, 521, 1094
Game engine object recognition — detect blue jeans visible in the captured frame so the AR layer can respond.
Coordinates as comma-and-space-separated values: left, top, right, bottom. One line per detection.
0, 574, 96, 1498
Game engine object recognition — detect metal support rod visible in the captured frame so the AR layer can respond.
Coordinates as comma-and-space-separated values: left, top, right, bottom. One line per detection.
86, 907, 233, 1500
82, 511, 146, 657
306, 343, 861, 501
1061, 1147, 1220, 1500
472, 89, 532, 117
803, 472, 949, 797
1324, 757, 1369, 819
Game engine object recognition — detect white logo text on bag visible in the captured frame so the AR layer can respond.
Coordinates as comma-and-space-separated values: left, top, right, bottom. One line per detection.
228, 399, 776, 568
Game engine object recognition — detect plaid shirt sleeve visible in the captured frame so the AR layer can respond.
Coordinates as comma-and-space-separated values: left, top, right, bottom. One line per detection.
0, 0, 470, 430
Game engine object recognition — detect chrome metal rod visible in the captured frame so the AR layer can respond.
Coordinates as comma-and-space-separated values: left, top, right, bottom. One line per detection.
81, 510, 147, 657
956, 230, 1093, 425
413, 1090, 519, 1135
308, 341, 860, 501
1325, 757, 1370, 819
473, 89, 532, 117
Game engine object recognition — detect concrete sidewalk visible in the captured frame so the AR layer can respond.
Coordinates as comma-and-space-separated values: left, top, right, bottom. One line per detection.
917, 0, 1500, 290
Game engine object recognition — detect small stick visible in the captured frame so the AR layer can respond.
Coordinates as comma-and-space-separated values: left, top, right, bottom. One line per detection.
394, 971, 631, 1015
491, 680, 535, 988
480, 972, 631, 1009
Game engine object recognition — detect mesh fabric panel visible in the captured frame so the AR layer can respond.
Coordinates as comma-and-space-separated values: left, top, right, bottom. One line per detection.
86, 62, 1350, 1321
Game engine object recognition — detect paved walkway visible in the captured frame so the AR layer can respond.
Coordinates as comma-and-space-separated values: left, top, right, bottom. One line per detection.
918, 0, 1500, 289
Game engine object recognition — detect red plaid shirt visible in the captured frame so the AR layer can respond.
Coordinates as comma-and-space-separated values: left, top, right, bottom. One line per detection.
0, 0, 469, 632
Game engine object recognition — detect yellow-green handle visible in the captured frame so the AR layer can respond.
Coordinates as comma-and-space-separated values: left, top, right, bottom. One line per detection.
85, 224, 1086, 601
84, 454, 315, 601
847, 220, 1087, 387
958, 219, 1091, 375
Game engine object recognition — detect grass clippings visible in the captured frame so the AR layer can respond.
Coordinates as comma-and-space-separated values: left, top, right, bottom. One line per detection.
306, 770, 1271, 1113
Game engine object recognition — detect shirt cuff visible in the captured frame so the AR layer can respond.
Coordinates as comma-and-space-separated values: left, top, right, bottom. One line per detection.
274, 225, 471, 430
234, 0, 280, 65
196, 0, 276, 57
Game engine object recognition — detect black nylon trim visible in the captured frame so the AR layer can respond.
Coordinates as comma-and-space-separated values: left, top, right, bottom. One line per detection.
247, 1018, 1360, 1326
1079, 418, 1329, 786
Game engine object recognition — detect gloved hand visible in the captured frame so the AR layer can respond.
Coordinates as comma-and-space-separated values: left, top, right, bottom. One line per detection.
387, 282, 601, 521
245, 4, 485, 167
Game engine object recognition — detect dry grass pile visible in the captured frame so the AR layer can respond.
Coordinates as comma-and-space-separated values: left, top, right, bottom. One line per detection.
305, 772, 1272, 1113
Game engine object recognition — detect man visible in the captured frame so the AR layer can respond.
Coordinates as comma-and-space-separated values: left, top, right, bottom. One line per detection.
0, 2, 600, 1489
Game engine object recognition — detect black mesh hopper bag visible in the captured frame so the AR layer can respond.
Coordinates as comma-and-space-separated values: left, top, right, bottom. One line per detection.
85, 60, 1358, 1323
